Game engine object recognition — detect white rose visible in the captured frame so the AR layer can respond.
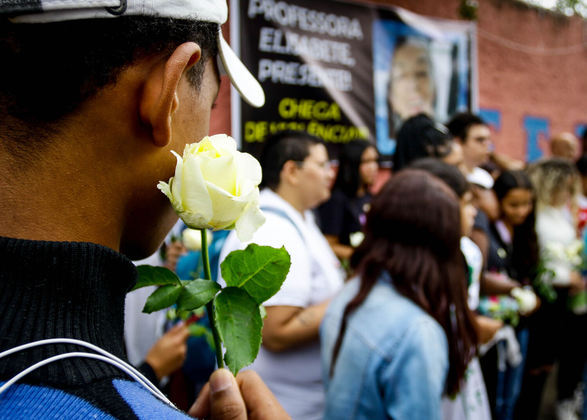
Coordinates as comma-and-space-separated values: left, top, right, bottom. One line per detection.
546, 243, 566, 260
158, 134, 265, 242
349, 232, 364, 248
182, 228, 213, 252
511, 287, 538, 315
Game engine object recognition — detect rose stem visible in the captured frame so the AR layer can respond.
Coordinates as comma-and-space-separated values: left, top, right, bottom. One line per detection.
201, 229, 224, 369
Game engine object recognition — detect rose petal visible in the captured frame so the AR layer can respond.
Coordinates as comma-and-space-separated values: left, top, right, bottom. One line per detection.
208, 134, 237, 152
170, 151, 184, 208
235, 152, 262, 196
235, 203, 266, 242
179, 154, 213, 228
199, 152, 237, 195
206, 182, 248, 229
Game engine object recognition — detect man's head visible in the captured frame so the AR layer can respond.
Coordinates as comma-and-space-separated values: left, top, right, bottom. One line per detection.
0, 1, 264, 259
392, 113, 454, 171
447, 112, 491, 171
550, 132, 578, 160
260, 130, 334, 212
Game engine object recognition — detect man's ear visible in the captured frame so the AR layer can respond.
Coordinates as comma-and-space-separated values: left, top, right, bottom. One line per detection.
281, 160, 301, 186
139, 42, 202, 147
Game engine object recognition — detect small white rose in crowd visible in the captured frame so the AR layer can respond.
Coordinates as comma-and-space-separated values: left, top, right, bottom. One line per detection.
182, 228, 213, 252
349, 231, 364, 248
158, 134, 265, 242
511, 287, 538, 315
545, 243, 566, 261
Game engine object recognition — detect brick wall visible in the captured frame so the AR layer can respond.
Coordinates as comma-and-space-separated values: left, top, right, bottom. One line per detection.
213, 0, 587, 162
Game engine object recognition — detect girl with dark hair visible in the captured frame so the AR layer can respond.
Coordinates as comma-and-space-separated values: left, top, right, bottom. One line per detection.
321, 170, 478, 420
479, 170, 539, 420
409, 158, 492, 420
317, 140, 379, 260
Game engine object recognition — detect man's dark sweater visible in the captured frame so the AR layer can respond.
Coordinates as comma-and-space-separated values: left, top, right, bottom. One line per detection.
0, 236, 191, 418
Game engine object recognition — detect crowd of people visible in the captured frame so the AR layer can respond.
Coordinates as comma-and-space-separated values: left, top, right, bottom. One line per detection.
123, 119, 586, 420
0, 1, 585, 420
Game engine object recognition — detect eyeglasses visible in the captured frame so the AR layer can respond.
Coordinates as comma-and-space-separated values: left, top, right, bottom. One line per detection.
294, 159, 332, 171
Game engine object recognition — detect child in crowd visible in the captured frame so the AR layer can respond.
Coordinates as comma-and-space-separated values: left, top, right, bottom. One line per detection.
480, 170, 539, 420
321, 170, 478, 420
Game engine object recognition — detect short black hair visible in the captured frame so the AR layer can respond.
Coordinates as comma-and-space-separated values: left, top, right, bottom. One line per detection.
393, 113, 453, 171
408, 157, 470, 198
446, 112, 487, 143
260, 130, 324, 190
0, 16, 218, 150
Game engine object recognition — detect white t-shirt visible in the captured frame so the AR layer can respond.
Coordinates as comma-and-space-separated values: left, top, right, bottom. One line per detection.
218, 189, 343, 420
536, 205, 578, 286
461, 236, 483, 311
125, 252, 167, 366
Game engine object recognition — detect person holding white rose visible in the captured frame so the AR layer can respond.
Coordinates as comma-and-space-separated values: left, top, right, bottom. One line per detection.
218, 130, 344, 420
518, 159, 586, 420
0, 1, 289, 419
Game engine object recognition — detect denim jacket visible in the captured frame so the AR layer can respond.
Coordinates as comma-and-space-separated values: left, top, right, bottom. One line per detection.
320, 275, 448, 420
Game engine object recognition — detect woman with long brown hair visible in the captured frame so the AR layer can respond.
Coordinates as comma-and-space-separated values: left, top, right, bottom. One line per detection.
321, 170, 478, 420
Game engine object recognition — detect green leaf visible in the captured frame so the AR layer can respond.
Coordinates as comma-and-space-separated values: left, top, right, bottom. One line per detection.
220, 244, 291, 304
142, 284, 183, 313
177, 279, 221, 311
133, 265, 181, 291
214, 287, 263, 374
188, 323, 216, 350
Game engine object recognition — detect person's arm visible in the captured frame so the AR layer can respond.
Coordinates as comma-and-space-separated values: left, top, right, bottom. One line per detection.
143, 322, 190, 381
163, 240, 187, 272
475, 314, 504, 344
324, 234, 353, 260
260, 302, 330, 353
189, 369, 290, 419
490, 152, 525, 171
481, 271, 521, 295
470, 228, 489, 265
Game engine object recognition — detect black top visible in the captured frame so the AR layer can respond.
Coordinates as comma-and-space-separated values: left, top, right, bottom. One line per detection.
487, 223, 515, 280
0, 236, 146, 418
317, 189, 371, 246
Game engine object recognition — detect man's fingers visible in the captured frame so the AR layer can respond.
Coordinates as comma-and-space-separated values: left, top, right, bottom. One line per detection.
189, 382, 210, 418
189, 369, 247, 420
236, 370, 290, 420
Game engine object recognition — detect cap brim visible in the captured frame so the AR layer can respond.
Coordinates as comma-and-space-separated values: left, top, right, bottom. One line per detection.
466, 167, 494, 189
217, 32, 265, 108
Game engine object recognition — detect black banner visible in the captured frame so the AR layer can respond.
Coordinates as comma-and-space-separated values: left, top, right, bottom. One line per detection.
232, 0, 475, 161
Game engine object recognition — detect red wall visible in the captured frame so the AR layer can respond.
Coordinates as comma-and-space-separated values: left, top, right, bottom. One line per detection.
212, 0, 587, 162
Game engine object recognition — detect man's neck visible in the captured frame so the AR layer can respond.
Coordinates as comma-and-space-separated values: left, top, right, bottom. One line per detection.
274, 185, 306, 218
0, 139, 125, 251
462, 161, 476, 175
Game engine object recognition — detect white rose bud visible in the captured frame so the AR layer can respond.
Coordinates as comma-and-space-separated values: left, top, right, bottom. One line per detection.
349, 232, 364, 248
158, 135, 265, 242
182, 228, 213, 252
511, 287, 538, 315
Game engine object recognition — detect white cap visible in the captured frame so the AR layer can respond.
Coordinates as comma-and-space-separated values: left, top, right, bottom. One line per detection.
3, 0, 265, 108
467, 167, 494, 189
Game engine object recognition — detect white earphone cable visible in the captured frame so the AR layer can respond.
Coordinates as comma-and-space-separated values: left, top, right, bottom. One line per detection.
0, 338, 173, 407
